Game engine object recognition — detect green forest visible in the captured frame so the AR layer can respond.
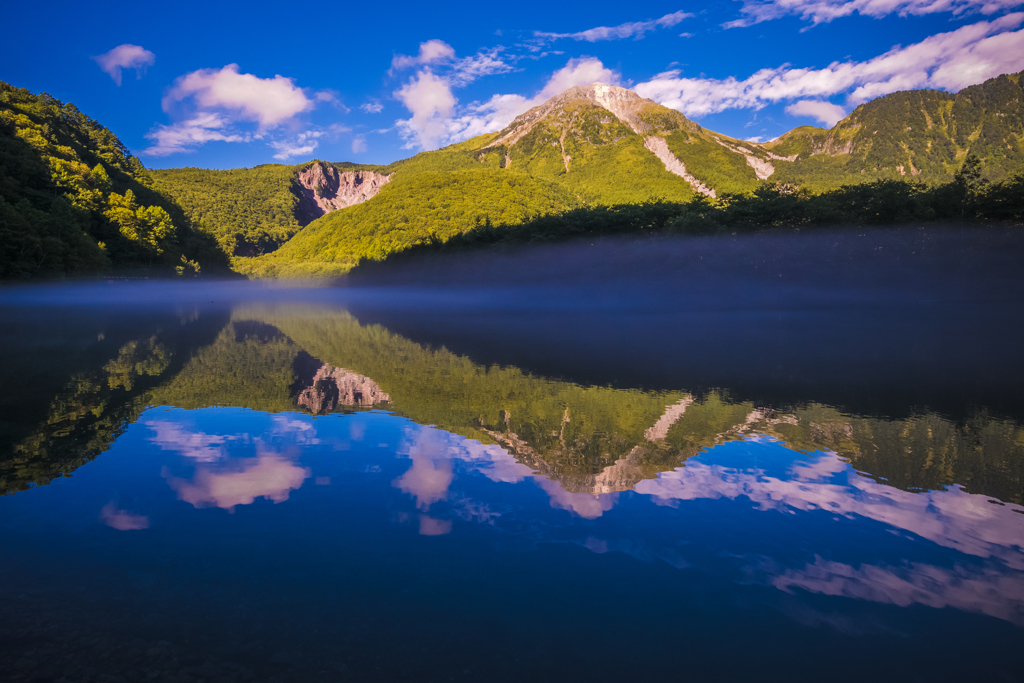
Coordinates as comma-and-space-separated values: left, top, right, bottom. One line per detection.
149, 165, 305, 257
0, 82, 227, 279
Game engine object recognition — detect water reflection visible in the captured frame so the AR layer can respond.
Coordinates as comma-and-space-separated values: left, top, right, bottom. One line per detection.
1, 289, 1023, 680
150, 412, 317, 512
99, 501, 149, 531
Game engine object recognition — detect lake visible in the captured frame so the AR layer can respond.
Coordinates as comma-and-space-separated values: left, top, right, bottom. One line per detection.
2, 226, 1023, 683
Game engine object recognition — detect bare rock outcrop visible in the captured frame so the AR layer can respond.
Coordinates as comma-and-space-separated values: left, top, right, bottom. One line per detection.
643, 137, 716, 198
294, 162, 391, 225
713, 138, 776, 180
297, 363, 390, 414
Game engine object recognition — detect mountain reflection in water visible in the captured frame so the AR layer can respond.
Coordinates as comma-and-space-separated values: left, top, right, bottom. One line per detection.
2, 230, 1024, 682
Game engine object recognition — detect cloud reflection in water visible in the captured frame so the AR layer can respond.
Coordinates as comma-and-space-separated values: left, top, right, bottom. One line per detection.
99, 501, 150, 530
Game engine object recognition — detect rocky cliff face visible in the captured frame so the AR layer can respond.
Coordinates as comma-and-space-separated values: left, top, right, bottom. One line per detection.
297, 363, 390, 414
294, 162, 391, 225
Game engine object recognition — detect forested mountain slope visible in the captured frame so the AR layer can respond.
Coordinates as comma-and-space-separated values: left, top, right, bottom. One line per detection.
767, 72, 1024, 189
236, 74, 1024, 277
150, 161, 393, 257
0, 82, 226, 279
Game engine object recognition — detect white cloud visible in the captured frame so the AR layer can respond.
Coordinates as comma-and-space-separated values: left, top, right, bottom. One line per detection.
93, 44, 155, 86
535, 11, 693, 42
394, 68, 459, 149
726, 0, 1024, 28
391, 39, 458, 71
269, 130, 323, 160
360, 100, 384, 113
351, 136, 368, 153
162, 64, 313, 129
144, 64, 319, 157
635, 14, 1024, 117
785, 99, 848, 125
450, 48, 517, 86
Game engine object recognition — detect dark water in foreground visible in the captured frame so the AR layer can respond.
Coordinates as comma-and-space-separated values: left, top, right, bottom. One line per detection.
2, 228, 1024, 683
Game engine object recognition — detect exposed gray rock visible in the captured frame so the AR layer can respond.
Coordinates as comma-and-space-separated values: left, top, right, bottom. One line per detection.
294, 162, 391, 225
297, 364, 390, 414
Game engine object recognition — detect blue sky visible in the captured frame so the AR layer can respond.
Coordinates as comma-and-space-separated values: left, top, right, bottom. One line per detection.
4, 0, 1023, 168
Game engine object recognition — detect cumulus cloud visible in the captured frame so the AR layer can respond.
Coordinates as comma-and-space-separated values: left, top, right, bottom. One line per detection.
725, 0, 1024, 28
396, 56, 620, 150
269, 130, 323, 160
785, 99, 848, 125
93, 44, 155, 86
394, 69, 459, 149
162, 64, 312, 129
391, 39, 458, 71
635, 14, 1024, 119
143, 64, 319, 157
535, 10, 693, 42
360, 100, 384, 113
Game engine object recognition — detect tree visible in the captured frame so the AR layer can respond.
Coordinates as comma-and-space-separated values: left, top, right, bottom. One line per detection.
952, 153, 987, 219
104, 190, 176, 256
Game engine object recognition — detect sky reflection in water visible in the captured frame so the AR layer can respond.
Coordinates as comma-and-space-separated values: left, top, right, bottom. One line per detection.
46, 402, 1022, 634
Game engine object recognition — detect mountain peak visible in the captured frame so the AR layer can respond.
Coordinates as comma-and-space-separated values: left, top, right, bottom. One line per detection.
488, 83, 656, 150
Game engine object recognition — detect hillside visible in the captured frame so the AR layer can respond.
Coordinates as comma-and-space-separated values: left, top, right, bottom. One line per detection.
768, 72, 1024, 189
150, 161, 393, 257
0, 82, 226, 279
235, 75, 1024, 277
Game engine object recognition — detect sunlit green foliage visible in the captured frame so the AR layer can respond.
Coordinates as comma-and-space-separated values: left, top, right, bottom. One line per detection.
768, 72, 1024, 191
150, 165, 306, 257
666, 132, 761, 195
236, 170, 575, 278
153, 322, 306, 412
0, 81, 227, 278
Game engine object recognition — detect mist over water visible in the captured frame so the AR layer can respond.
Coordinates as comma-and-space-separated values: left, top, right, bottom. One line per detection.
2, 224, 1024, 683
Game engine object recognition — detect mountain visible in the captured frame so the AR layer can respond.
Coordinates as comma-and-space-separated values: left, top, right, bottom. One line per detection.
226, 74, 1023, 277
768, 72, 1024, 189
0, 82, 227, 278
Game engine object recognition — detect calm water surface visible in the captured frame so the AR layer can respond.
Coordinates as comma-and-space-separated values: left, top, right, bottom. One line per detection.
2, 229, 1023, 682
